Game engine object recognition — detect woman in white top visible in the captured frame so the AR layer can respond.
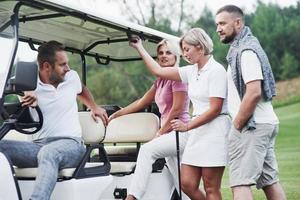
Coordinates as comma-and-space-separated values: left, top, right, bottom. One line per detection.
129, 28, 231, 200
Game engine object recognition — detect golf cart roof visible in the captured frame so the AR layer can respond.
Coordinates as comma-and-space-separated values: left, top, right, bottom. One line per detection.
0, 0, 180, 63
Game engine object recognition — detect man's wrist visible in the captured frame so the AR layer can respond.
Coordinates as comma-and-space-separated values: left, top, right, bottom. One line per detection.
233, 120, 243, 131
157, 129, 163, 135
89, 104, 98, 111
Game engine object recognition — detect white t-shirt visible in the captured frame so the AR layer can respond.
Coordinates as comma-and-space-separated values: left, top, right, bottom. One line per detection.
32, 70, 83, 140
178, 56, 228, 116
227, 50, 279, 124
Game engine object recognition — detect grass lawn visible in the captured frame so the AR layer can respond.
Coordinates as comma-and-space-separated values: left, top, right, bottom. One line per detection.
219, 102, 300, 199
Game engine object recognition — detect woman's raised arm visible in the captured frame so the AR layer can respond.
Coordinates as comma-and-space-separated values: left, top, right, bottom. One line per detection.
129, 37, 182, 81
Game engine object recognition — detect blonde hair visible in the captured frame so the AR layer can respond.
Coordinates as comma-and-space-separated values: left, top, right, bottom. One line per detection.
179, 28, 213, 55
157, 39, 181, 66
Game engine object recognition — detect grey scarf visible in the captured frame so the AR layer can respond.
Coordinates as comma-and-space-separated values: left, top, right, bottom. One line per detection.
226, 26, 276, 130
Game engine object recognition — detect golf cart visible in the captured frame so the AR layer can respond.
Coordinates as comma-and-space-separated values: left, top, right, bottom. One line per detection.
0, 0, 181, 199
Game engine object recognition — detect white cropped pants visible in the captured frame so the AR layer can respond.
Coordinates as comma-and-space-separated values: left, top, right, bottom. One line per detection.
128, 131, 190, 199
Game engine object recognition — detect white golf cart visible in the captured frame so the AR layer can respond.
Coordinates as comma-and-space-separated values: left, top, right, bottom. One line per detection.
0, 0, 182, 199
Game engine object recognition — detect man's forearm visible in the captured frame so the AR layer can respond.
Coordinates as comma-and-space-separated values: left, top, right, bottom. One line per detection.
234, 92, 260, 130
77, 85, 97, 110
78, 85, 108, 125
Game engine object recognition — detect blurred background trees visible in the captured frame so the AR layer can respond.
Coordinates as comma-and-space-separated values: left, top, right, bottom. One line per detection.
69, 1, 300, 107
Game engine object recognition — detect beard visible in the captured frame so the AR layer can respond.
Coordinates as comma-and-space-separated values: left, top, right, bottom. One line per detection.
49, 72, 64, 85
221, 35, 235, 44
221, 30, 238, 44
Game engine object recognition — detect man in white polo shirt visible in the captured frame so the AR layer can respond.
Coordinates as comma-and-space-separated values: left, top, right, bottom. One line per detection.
215, 5, 286, 200
0, 41, 108, 200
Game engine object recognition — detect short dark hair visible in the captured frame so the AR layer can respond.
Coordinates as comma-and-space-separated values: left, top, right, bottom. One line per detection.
37, 40, 65, 68
216, 5, 244, 17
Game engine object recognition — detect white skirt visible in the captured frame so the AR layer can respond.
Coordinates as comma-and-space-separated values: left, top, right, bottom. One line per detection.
182, 115, 231, 167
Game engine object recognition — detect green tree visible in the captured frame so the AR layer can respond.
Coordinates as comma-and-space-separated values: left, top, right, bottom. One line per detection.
85, 60, 155, 107
251, 1, 300, 80
114, 0, 191, 35
80, 1, 300, 106
189, 6, 229, 67
85, 0, 191, 106
280, 52, 299, 80
250, 2, 284, 79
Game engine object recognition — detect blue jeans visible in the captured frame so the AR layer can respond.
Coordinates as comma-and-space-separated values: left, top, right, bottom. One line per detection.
0, 137, 85, 200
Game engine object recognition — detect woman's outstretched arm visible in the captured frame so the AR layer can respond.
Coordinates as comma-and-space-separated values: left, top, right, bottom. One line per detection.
129, 37, 182, 81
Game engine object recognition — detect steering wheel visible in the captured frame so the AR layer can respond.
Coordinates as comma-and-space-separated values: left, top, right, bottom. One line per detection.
1, 102, 43, 134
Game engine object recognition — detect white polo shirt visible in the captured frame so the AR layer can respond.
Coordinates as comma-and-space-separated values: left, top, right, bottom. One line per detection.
178, 56, 228, 116
32, 70, 82, 140
178, 56, 230, 167
227, 50, 279, 124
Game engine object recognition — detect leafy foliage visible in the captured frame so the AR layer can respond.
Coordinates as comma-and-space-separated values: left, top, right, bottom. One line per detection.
71, 1, 300, 106
250, 2, 300, 80
189, 6, 229, 67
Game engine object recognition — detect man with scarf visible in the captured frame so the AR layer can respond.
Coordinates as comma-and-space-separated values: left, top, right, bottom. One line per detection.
215, 5, 286, 200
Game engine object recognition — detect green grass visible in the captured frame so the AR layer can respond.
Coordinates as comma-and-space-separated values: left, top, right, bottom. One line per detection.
273, 95, 300, 108
219, 102, 300, 199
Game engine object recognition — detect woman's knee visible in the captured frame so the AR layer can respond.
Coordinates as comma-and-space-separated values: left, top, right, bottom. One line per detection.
203, 178, 221, 195
138, 143, 157, 158
181, 176, 197, 192
204, 185, 220, 196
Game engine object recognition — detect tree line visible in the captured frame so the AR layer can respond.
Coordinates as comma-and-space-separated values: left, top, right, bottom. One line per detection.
73, 1, 300, 107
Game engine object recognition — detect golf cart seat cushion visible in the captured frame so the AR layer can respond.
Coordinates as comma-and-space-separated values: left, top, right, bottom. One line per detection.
104, 112, 159, 143
110, 162, 136, 173
78, 111, 105, 144
105, 145, 136, 155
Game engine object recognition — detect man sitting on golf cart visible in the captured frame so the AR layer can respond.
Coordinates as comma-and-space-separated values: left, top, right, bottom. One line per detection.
0, 40, 108, 200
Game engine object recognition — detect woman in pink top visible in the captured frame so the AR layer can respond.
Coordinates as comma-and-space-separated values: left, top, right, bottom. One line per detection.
109, 39, 190, 200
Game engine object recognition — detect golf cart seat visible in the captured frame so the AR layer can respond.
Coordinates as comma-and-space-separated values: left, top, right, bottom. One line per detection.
14, 112, 159, 177
102, 112, 159, 174
105, 112, 159, 143
14, 111, 110, 179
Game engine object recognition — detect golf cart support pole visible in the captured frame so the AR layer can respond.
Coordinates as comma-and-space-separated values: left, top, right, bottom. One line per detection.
175, 129, 182, 200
